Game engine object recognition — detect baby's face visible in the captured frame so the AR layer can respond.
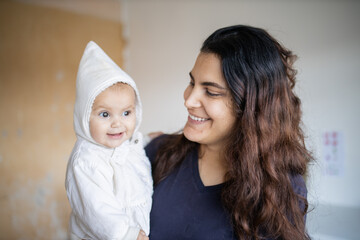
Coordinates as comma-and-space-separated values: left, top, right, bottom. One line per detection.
90, 83, 136, 148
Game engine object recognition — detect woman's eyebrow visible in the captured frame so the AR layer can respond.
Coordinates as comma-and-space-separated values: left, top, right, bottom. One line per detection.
189, 72, 226, 90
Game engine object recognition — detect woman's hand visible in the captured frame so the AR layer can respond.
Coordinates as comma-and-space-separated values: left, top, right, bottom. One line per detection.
143, 131, 164, 146
148, 131, 163, 140
136, 230, 149, 240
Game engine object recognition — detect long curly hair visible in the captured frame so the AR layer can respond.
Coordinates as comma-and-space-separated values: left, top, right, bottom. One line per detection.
153, 25, 312, 240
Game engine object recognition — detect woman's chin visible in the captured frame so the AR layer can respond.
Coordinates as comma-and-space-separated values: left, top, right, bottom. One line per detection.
183, 127, 201, 144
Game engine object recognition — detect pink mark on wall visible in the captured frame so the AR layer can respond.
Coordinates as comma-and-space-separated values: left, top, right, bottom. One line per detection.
322, 131, 345, 176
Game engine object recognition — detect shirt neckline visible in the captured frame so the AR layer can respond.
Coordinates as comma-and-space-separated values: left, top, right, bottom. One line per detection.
191, 149, 224, 193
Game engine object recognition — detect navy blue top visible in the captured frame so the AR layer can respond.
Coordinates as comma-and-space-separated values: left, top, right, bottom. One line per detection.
145, 135, 307, 240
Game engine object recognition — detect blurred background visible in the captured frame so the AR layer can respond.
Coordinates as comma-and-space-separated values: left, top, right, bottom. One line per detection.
0, 0, 359, 239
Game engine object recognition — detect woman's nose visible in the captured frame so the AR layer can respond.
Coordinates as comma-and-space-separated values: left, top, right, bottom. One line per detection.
184, 86, 201, 109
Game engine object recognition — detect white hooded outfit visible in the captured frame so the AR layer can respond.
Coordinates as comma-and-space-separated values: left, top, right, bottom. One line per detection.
65, 41, 153, 240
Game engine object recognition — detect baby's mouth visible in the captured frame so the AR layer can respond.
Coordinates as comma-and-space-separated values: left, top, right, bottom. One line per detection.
107, 132, 124, 138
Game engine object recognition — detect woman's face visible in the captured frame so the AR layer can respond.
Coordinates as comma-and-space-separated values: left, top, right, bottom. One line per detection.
183, 53, 236, 149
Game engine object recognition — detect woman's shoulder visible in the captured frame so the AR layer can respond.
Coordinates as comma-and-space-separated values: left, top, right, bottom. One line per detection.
289, 173, 307, 198
289, 173, 308, 214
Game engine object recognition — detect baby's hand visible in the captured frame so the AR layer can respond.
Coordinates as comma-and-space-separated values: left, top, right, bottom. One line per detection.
136, 230, 149, 240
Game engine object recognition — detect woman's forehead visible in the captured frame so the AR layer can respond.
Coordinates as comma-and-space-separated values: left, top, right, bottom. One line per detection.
191, 53, 226, 86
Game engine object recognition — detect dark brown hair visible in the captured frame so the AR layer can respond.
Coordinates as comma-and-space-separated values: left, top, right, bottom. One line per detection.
153, 25, 312, 240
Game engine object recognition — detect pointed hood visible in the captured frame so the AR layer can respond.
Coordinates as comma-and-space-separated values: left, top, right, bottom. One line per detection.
74, 41, 142, 145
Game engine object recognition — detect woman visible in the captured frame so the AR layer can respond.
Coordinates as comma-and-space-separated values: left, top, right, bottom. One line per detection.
145, 25, 312, 240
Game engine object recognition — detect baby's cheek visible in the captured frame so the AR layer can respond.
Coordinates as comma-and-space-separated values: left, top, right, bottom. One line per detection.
128, 116, 137, 130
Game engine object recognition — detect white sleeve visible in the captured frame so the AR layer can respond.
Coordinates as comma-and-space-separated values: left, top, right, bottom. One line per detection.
67, 158, 140, 240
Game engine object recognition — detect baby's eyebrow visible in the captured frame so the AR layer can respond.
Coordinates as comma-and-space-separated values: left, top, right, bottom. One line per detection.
189, 72, 226, 90
92, 104, 108, 110
122, 105, 135, 110
92, 104, 135, 111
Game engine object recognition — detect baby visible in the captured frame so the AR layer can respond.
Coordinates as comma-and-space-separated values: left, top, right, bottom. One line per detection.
65, 41, 152, 240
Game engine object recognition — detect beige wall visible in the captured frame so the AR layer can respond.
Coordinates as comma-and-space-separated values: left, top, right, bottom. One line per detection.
0, 1, 124, 239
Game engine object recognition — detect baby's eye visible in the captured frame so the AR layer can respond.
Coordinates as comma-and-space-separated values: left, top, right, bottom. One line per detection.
122, 111, 131, 117
99, 112, 110, 118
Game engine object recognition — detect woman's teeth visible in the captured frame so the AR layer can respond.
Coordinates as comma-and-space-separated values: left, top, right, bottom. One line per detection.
189, 114, 208, 122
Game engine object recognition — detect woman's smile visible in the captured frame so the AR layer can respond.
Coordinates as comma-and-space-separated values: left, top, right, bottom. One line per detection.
188, 113, 210, 123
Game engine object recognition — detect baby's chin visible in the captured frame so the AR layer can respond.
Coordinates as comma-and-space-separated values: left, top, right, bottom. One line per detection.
103, 136, 132, 148
103, 141, 125, 149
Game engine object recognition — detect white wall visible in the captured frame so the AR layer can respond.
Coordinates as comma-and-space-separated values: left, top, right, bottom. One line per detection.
122, 0, 360, 238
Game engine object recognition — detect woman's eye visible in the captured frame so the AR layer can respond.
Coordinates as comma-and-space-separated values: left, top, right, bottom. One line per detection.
206, 89, 221, 97
122, 111, 131, 117
189, 81, 194, 87
99, 112, 109, 118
